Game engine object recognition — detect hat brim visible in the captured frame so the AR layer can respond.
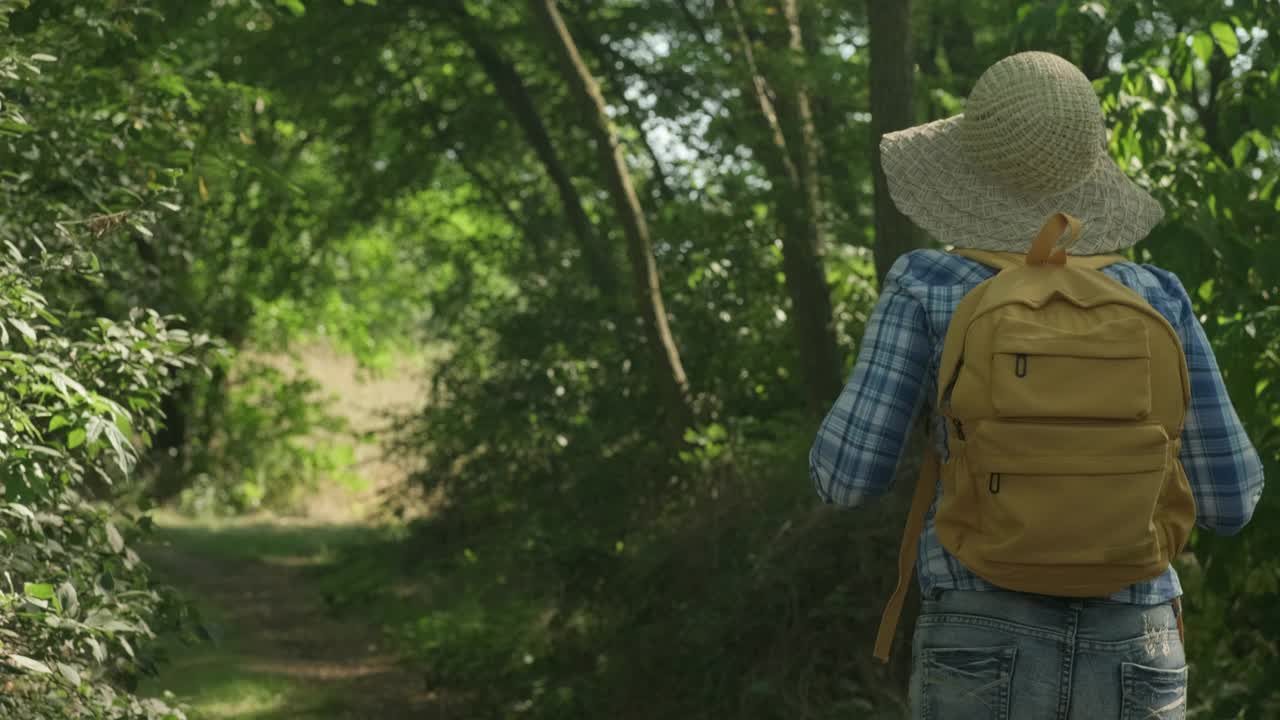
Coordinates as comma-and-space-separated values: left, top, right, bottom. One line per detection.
880, 115, 1164, 255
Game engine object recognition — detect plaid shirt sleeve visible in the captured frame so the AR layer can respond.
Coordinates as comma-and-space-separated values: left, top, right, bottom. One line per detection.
810, 255, 932, 507
1161, 273, 1266, 535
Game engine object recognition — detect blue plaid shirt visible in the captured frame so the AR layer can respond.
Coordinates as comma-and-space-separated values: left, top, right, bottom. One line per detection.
810, 249, 1266, 604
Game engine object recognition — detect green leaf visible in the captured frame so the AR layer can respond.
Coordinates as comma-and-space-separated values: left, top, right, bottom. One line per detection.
275, 0, 306, 15
104, 423, 133, 474
8, 318, 35, 342
1191, 32, 1215, 65
1231, 135, 1252, 167
87, 637, 106, 664
7, 654, 52, 674
48, 415, 70, 432
55, 662, 81, 687
105, 522, 125, 554
1210, 22, 1239, 58
1079, 2, 1105, 20
66, 428, 86, 449
85, 415, 105, 445
84, 608, 139, 633
46, 368, 87, 399
57, 582, 78, 617
23, 582, 55, 600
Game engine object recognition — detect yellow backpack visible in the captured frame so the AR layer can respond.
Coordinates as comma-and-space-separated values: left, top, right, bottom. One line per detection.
873, 213, 1197, 662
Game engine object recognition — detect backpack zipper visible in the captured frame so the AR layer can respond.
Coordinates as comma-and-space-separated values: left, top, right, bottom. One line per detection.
942, 357, 966, 443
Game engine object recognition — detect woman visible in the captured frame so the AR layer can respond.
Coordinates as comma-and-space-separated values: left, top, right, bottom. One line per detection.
809, 51, 1264, 719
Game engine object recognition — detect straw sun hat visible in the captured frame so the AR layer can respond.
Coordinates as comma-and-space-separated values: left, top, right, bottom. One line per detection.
880, 51, 1164, 255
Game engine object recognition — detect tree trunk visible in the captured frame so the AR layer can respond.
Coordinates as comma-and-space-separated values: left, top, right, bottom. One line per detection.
441, 0, 618, 298
782, 0, 824, 255
527, 0, 693, 429
147, 383, 192, 503
868, 0, 923, 284
571, 28, 679, 207
720, 0, 843, 413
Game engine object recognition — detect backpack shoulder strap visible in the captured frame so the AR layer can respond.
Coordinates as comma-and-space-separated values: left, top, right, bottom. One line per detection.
1067, 253, 1129, 270
954, 212, 1127, 272
950, 248, 1023, 271
934, 279, 991, 410
873, 444, 940, 663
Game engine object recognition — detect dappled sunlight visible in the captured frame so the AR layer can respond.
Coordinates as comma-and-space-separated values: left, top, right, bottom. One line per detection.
146, 658, 297, 720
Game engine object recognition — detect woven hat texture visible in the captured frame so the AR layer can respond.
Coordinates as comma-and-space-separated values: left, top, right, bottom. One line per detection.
880, 51, 1164, 254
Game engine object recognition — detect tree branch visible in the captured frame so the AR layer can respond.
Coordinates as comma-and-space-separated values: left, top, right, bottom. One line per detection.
718, 0, 801, 190
527, 0, 694, 428
570, 25, 680, 206
782, 0, 825, 253
438, 0, 620, 298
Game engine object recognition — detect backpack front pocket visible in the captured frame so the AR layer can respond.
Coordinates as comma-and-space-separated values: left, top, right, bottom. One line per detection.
991, 316, 1152, 420
968, 420, 1169, 567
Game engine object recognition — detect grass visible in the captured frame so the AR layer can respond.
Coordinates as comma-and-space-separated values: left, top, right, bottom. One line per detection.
140, 587, 341, 718
143, 653, 327, 720
139, 342, 434, 719
148, 511, 392, 563
138, 515, 404, 720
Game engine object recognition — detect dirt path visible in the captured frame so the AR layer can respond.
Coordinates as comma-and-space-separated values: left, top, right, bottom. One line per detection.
137, 344, 453, 718
143, 522, 456, 720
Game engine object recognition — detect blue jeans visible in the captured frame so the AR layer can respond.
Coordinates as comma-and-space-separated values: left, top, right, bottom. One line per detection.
910, 590, 1186, 719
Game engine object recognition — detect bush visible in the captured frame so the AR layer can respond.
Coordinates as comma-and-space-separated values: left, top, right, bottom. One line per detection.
0, 2, 215, 716
179, 358, 359, 515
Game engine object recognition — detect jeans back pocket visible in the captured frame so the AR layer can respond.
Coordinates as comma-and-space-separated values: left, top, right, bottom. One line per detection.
1121, 662, 1187, 720
919, 646, 1016, 720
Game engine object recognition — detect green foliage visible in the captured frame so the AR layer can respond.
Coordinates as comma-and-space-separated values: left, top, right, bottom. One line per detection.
0, 21, 194, 720
399, 596, 548, 700
180, 359, 359, 515
3, 0, 435, 513
0, 2, 224, 716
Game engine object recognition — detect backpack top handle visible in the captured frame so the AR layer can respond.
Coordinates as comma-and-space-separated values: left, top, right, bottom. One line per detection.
1026, 212, 1082, 267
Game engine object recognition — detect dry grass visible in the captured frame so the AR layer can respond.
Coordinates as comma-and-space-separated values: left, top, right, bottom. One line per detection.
242, 340, 438, 523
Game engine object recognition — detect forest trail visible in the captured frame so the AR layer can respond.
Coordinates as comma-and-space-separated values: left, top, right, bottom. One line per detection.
141, 517, 454, 720
139, 345, 448, 719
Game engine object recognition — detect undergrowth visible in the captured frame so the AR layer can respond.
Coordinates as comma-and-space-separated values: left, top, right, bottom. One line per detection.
321, 417, 918, 719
